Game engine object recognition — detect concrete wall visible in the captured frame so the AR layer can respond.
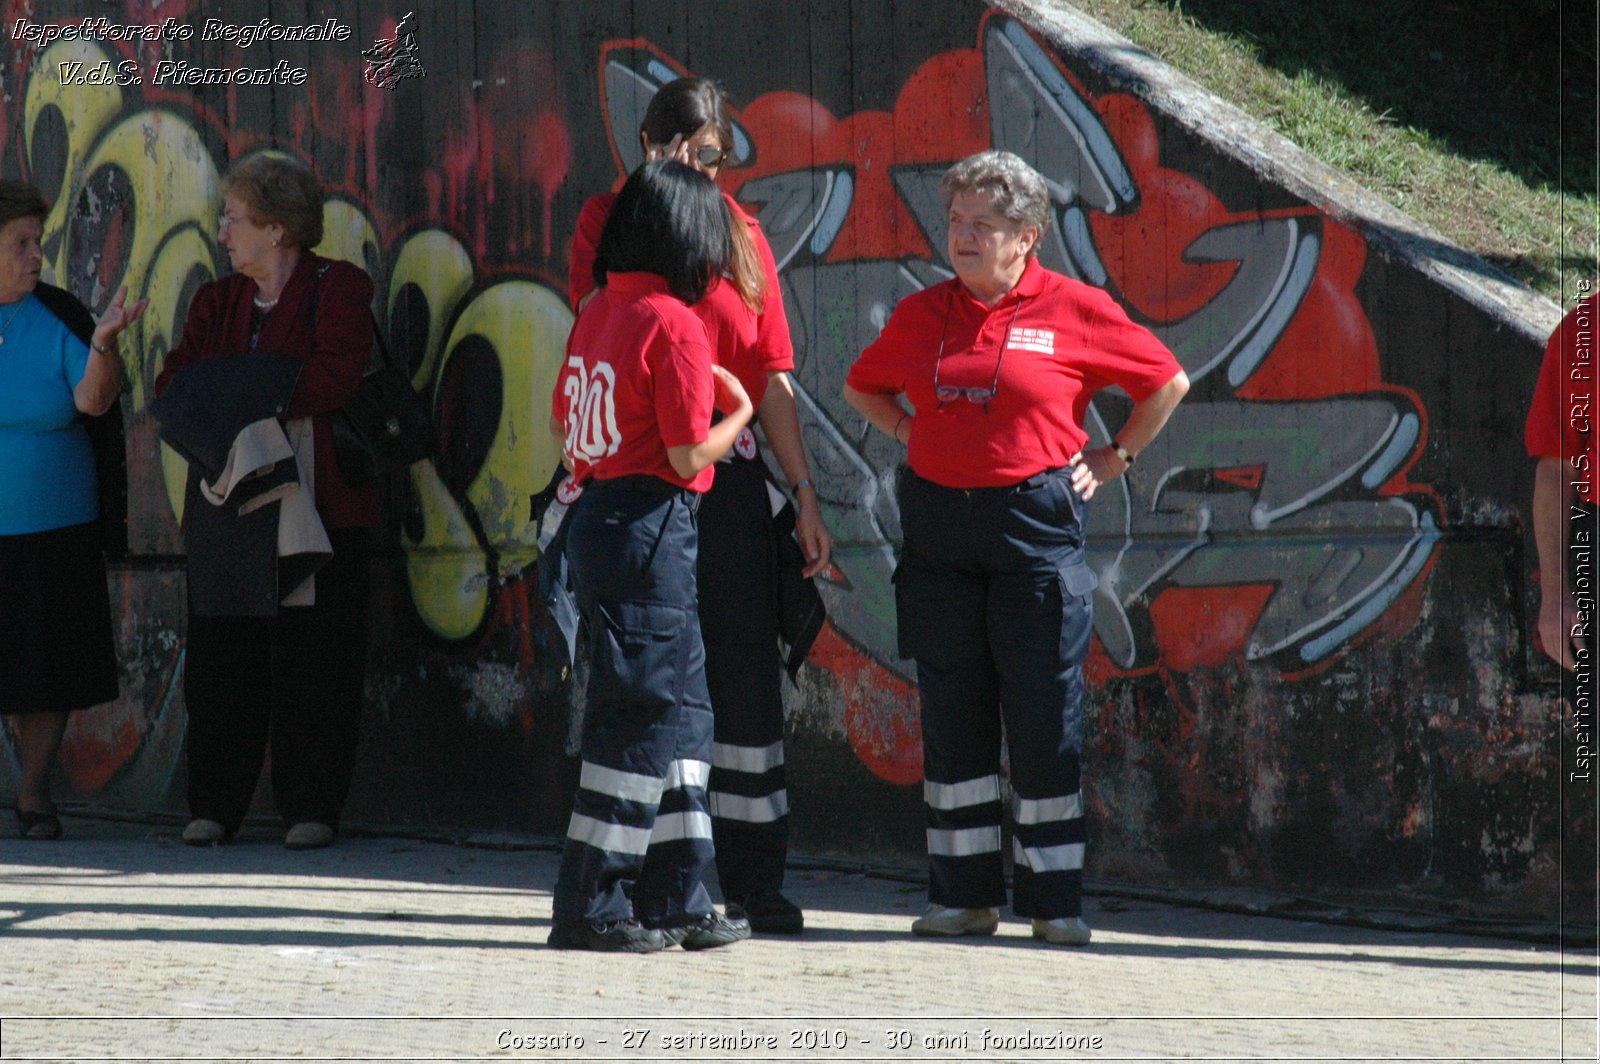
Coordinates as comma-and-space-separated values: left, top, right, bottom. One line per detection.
1, 1, 1585, 920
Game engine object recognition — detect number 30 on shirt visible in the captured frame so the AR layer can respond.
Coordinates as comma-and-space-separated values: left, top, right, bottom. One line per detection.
561, 357, 621, 466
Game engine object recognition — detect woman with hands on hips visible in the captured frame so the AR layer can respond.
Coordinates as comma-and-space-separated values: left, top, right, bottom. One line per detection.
0, 179, 147, 840
569, 77, 829, 934
844, 150, 1189, 946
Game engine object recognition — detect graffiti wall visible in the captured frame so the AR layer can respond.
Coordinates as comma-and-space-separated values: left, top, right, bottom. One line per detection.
0, 0, 1578, 917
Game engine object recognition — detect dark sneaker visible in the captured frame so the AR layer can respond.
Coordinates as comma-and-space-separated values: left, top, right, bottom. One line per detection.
727, 889, 804, 934
547, 920, 665, 953
662, 911, 752, 951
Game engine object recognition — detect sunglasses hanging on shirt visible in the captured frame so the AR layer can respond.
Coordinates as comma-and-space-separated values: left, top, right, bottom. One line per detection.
933, 297, 1024, 413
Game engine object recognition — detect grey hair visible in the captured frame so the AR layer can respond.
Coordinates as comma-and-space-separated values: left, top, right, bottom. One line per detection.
940, 150, 1051, 252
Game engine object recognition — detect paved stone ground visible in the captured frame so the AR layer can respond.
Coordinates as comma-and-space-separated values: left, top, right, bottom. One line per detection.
0, 814, 1594, 1062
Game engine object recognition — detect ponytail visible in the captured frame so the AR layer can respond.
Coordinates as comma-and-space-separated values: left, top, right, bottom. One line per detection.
727, 209, 766, 315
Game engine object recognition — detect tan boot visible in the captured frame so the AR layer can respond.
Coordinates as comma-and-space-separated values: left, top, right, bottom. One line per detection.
911, 904, 1000, 937
1032, 916, 1092, 946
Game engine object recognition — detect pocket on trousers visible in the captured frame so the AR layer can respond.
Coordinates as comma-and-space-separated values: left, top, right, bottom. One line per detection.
587, 600, 691, 714
891, 560, 939, 662
1056, 560, 1097, 665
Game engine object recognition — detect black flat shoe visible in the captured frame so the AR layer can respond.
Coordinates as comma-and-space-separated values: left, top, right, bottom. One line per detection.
15, 806, 62, 841
727, 888, 805, 934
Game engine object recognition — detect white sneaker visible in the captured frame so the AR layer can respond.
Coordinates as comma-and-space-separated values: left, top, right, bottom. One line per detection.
911, 904, 1000, 937
182, 819, 225, 846
1032, 916, 1092, 946
284, 822, 334, 850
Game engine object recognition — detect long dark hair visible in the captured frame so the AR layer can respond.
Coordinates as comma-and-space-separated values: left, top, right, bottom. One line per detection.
593, 160, 732, 306
640, 77, 765, 314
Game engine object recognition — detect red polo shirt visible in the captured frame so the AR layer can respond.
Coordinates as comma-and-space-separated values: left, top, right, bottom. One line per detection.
847, 259, 1182, 488
554, 272, 716, 492
1526, 295, 1597, 504
569, 191, 794, 409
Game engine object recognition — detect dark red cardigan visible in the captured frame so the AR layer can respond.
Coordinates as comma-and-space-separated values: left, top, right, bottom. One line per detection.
155, 252, 379, 529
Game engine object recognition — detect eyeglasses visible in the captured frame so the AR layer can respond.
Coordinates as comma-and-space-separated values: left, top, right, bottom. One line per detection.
932, 297, 1023, 413
692, 145, 728, 168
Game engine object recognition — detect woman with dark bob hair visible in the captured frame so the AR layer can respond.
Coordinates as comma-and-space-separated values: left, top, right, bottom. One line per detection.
0, 180, 146, 839
846, 150, 1189, 946
548, 159, 756, 953
569, 76, 830, 935
153, 154, 377, 851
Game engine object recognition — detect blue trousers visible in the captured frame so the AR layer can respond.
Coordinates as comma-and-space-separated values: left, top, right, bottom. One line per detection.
697, 457, 790, 900
895, 467, 1097, 919
552, 478, 716, 929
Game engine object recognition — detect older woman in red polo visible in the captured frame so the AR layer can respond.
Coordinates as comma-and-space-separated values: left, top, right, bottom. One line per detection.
845, 150, 1189, 945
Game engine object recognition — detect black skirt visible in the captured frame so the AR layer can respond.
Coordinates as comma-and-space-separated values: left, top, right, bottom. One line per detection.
0, 520, 119, 714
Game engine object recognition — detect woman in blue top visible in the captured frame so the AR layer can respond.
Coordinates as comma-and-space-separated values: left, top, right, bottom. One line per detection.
0, 181, 146, 839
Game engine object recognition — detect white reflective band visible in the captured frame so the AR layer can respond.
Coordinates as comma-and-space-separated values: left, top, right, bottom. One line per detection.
927, 825, 1002, 857
1013, 792, 1083, 826
1012, 839, 1086, 872
662, 759, 711, 791
709, 790, 790, 824
567, 813, 651, 856
923, 775, 1002, 811
711, 740, 785, 774
579, 762, 665, 805
648, 811, 714, 843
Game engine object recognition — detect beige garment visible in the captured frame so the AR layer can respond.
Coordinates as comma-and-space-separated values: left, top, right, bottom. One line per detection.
278, 417, 330, 606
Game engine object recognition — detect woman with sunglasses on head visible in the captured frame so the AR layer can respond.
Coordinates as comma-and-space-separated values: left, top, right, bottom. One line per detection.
569, 77, 830, 935
548, 159, 754, 953
843, 150, 1188, 947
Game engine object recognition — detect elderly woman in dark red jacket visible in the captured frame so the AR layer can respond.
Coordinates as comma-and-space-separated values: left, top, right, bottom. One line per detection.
846, 150, 1188, 946
155, 155, 376, 851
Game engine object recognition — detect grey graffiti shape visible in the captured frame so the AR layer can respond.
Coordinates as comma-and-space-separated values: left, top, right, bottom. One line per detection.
1080, 398, 1438, 667
739, 170, 857, 273
771, 258, 952, 677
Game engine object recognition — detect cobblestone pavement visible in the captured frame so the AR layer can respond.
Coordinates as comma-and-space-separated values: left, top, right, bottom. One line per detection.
0, 814, 1594, 1062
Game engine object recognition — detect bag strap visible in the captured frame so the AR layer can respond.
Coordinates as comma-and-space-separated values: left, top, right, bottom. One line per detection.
306, 261, 399, 375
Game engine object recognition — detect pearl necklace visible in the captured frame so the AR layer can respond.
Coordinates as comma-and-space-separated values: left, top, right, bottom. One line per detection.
253, 294, 279, 311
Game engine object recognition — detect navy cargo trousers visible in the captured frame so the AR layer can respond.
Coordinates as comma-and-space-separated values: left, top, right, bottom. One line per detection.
696, 456, 790, 902
552, 477, 717, 929
894, 466, 1098, 920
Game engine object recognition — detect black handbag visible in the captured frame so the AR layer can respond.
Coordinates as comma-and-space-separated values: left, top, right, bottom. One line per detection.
310, 265, 436, 483
770, 493, 826, 679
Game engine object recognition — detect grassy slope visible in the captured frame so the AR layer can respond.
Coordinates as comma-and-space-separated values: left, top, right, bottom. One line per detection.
1067, 0, 1597, 306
